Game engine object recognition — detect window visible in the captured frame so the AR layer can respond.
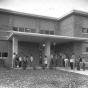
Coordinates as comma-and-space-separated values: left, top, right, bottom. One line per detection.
45, 30, 49, 34
87, 28, 88, 33
2, 52, 8, 57
19, 27, 24, 32
0, 52, 1, 57
86, 47, 88, 52
50, 31, 54, 35
25, 28, 30, 32
31, 29, 36, 33
13, 27, 18, 31
40, 30, 44, 34
0, 27, 1, 30
82, 28, 87, 33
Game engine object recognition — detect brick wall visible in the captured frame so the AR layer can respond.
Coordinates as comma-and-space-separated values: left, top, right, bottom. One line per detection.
74, 15, 83, 37
57, 42, 74, 58
8, 41, 40, 67
74, 41, 82, 56
18, 41, 40, 66
59, 15, 74, 37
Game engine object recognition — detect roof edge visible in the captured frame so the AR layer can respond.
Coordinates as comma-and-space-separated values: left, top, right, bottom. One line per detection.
0, 8, 88, 21
0, 8, 59, 21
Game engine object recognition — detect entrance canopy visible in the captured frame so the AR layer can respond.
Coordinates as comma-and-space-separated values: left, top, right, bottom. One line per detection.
8, 31, 88, 43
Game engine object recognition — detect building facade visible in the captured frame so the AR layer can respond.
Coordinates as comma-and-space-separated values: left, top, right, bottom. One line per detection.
0, 9, 88, 67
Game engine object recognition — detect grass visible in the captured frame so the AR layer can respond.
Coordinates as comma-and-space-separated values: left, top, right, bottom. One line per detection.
0, 68, 88, 88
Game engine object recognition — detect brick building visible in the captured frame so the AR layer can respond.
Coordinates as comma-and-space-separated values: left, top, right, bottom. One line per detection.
0, 9, 88, 67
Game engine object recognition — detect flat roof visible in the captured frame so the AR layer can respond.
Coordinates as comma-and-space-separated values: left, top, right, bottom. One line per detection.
0, 8, 88, 21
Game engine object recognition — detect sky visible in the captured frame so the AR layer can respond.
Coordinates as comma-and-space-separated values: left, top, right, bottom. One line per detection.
0, 0, 88, 18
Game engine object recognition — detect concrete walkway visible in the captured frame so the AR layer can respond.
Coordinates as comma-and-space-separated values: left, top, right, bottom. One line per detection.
57, 67, 88, 76
15, 66, 88, 76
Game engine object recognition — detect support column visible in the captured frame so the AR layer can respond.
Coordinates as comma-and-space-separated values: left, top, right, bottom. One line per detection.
45, 40, 51, 67
12, 37, 18, 68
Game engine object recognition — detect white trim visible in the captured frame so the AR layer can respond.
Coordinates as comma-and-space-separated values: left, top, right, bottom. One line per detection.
83, 33, 88, 34
7, 32, 13, 40
11, 31, 88, 41
82, 52, 88, 54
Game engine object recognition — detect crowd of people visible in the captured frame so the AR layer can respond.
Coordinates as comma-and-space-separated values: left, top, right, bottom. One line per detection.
13, 53, 33, 70
13, 52, 86, 70
39, 53, 86, 70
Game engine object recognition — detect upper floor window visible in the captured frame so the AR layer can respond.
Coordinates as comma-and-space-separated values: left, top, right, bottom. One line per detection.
86, 47, 88, 52
82, 28, 88, 33
19, 27, 24, 32
40, 30, 45, 34
45, 30, 49, 34
13, 27, 18, 31
25, 28, 30, 32
50, 31, 54, 35
39, 30, 54, 35
31, 28, 36, 33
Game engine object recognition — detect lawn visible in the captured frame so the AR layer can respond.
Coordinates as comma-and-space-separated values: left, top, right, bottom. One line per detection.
0, 68, 88, 88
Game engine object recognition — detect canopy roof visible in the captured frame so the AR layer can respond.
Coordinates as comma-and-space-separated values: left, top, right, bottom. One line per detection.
8, 31, 88, 44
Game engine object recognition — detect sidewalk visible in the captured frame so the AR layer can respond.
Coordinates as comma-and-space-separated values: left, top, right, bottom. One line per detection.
14, 66, 88, 76
57, 67, 88, 76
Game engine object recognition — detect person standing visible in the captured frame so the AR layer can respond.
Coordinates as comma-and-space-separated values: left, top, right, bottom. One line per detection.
71, 53, 75, 68
19, 56, 22, 67
15, 54, 19, 68
39, 55, 42, 66
22, 56, 28, 70
44, 55, 47, 67
50, 53, 54, 67
54, 54, 58, 68
13, 53, 16, 68
76, 56, 80, 70
82, 57, 86, 70
30, 54, 33, 67
59, 53, 63, 67
70, 54, 75, 69
64, 56, 69, 69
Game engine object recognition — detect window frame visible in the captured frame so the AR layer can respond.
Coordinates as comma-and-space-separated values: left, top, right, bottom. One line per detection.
13, 27, 18, 31
19, 27, 24, 32
31, 28, 36, 33
45, 30, 49, 34
82, 28, 87, 33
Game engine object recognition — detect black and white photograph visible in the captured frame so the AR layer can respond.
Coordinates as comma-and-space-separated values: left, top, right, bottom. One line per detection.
0, 0, 88, 88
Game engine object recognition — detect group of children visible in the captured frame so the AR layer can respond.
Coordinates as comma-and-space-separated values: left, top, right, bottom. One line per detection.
43, 53, 86, 70
13, 53, 33, 69
13, 52, 86, 70
59, 53, 86, 70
